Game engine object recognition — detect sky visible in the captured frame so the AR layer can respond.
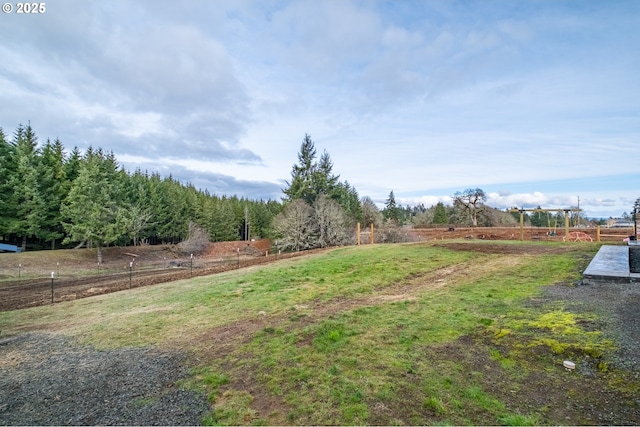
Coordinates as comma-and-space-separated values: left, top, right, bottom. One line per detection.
1, 0, 639, 218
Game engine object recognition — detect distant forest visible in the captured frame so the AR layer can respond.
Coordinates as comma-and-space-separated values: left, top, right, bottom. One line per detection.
0, 126, 373, 253
2, 124, 578, 253
0, 123, 284, 252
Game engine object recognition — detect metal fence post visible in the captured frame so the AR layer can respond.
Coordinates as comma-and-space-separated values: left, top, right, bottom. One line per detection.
51, 272, 55, 304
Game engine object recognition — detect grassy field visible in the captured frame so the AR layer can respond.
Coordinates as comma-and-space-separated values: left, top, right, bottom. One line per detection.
2, 240, 632, 425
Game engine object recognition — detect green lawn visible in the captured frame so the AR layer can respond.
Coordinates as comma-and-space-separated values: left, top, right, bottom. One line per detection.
1, 241, 625, 425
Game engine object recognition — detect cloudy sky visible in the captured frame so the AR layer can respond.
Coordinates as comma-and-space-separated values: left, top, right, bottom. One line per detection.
1, 0, 639, 218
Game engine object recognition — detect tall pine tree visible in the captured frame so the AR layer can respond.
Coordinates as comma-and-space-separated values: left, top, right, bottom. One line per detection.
62, 148, 124, 263
383, 190, 400, 224
0, 128, 16, 238
9, 123, 44, 250
283, 134, 318, 205
37, 138, 67, 248
433, 202, 448, 224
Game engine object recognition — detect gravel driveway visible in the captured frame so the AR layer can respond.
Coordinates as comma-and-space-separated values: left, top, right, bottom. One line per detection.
0, 333, 210, 425
544, 279, 640, 371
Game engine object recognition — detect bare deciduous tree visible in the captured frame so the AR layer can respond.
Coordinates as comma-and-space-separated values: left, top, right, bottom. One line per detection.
313, 194, 350, 248
177, 221, 209, 255
273, 200, 314, 251
453, 188, 486, 226
119, 205, 154, 246
361, 196, 383, 228
376, 218, 407, 243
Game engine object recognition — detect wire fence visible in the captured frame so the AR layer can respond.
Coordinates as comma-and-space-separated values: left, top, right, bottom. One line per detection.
2, 227, 634, 311
0, 249, 325, 311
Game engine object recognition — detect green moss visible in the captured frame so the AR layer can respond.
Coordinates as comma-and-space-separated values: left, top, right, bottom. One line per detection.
528, 310, 583, 334
494, 328, 511, 339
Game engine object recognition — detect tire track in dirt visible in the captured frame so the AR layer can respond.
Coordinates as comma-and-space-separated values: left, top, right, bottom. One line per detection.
180, 253, 525, 423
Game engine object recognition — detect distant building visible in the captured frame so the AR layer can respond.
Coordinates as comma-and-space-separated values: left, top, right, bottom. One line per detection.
607, 218, 634, 228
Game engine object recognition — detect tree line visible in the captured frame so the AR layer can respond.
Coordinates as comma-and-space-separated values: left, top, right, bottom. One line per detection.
4, 124, 576, 256
382, 188, 518, 228
0, 124, 281, 257
0, 127, 374, 255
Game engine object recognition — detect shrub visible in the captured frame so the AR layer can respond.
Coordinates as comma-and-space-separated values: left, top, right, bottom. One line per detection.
177, 221, 209, 255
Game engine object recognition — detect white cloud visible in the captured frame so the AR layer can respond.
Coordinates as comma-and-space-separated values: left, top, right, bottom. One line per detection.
397, 195, 453, 208
0, 0, 638, 218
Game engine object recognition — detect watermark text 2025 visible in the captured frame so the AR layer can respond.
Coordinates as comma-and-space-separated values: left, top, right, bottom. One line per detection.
2, 3, 46, 14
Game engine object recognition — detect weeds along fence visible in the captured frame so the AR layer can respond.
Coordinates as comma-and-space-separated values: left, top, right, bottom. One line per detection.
0, 248, 326, 312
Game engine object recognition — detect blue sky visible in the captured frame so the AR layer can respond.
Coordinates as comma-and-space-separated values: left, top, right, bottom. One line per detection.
1, 0, 638, 218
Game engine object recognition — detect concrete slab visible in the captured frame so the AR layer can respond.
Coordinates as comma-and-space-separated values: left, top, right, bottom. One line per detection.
583, 245, 640, 284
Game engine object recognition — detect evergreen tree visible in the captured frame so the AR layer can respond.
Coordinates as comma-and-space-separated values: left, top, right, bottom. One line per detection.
64, 146, 82, 184
530, 207, 545, 227
61, 148, 124, 263
383, 190, 400, 224
283, 134, 361, 225
333, 181, 361, 224
119, 170, 154, 246
209, 197, 240, 242
283, 134, 318, 204
313, 150, 340, 198
1, 123, 292, 249
0, 128, 16, 237
147, 172, 172, 242
8, 123, 44, 250
162, 175, 190, 241
250, 200, 279, 240
433, 202, 448, 224
37, 138, 67, 248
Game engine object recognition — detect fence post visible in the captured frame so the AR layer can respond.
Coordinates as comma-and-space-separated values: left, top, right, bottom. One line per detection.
370, 224, 374, 244
597, 225, 601, 242
357, 223, 361, 245
51, 271, 55, 304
